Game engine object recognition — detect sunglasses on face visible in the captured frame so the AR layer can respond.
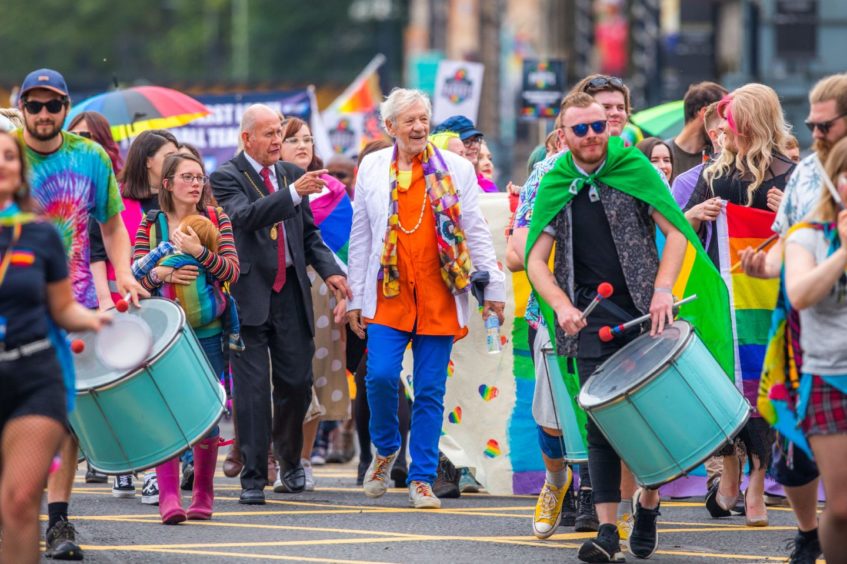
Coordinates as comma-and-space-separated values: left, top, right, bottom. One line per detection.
805, 112, 847, 135
586, 76, 624, 91
329, 171, 349, 180
22, 99, 66, 114
76, 131, 92, 139
566, 120, 607, 137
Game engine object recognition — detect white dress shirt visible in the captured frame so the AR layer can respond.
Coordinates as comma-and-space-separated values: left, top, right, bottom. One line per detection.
243, 152, 301, 267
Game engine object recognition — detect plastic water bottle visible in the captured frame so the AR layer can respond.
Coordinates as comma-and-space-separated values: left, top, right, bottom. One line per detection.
485, 315, 501, 354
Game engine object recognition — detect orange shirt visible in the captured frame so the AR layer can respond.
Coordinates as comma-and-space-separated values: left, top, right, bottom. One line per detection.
369, 160, 463, 337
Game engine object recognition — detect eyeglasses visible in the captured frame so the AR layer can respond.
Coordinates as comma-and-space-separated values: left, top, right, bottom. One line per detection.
462, 135, 482, 148
586, 76, 624, 91
22, 99, 66, 114
177, 173, 209, 184
565, 120, 607, 137
76, 131, 92, 139
805, 112, 847, 135
283, 136, 314, 146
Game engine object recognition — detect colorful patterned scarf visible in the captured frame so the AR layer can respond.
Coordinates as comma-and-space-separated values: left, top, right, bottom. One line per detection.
380, 142, 471, 298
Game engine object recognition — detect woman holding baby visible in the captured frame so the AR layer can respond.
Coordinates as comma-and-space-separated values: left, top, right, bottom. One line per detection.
133, 152, 240, 525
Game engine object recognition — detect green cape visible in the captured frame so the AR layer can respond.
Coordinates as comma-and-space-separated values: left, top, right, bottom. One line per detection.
526, 137, 733, 389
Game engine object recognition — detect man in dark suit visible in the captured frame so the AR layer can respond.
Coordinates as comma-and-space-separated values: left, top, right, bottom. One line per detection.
211, 104, 349, 504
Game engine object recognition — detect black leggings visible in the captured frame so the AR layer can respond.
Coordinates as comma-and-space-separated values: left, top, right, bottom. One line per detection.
354, 350, 410, 467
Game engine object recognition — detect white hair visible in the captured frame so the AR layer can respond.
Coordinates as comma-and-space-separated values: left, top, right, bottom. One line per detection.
380, 88, 432, 129
240, 104, 279, 134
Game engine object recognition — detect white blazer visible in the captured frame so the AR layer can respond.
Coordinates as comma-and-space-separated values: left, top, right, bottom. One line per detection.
346, 147, 506, 328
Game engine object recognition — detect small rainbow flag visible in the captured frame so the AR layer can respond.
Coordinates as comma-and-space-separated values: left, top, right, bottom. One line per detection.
311, 175, 353, 264
483, 439, 502, 458
9, 250, 35, 266
716, 203, 780, 399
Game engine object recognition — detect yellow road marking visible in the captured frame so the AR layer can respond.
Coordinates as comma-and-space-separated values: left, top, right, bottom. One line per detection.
82, 546, 387, 563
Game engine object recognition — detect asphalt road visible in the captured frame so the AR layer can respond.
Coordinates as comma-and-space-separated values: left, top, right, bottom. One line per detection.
41, 459, 821, 563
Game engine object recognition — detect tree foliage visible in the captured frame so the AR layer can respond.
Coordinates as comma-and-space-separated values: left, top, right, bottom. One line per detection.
0, 0, 405, 92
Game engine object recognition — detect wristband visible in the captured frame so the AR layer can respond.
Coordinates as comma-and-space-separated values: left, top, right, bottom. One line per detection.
149, 268, 161, 285
654, 287, 673, 295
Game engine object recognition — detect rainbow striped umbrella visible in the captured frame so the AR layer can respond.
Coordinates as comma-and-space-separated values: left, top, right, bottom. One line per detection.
66, 86, 210, 141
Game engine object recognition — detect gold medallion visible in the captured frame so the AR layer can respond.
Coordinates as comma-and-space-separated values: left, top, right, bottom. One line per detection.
270, 225, 278, 240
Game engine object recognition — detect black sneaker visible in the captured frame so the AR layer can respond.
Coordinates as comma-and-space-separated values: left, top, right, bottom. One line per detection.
432, 453, 460, 499
629, 489, 660, 559
575, 488, 600, 532
787, 530, 822, 564
391, 461, 408, 489
112, 474, 135, 498
561, 480, 577, 527
84, 465, 107, 484
578, 523, 625, 563
181, 462, 195, 491
704, 478, 731, 518
141, 473, 159, 505
45, 519, 84, 560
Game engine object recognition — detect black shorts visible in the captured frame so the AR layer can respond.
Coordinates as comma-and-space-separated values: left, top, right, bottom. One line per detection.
770, 437, 819, 488
0, 347, 66, 431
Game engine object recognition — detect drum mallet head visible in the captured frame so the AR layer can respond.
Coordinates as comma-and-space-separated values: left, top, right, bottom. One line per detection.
580, 282, 614, 320
71, 339, 85, 353
599, 326, 614, 342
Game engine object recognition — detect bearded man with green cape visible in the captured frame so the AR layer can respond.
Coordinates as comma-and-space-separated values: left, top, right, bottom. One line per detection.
525, 92, 733, 563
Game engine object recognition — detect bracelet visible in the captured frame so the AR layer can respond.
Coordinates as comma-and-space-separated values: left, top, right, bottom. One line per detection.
149, 268, 161, 285
654, 287, 673, 295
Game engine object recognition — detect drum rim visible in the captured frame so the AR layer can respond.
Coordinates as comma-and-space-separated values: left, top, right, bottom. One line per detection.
74, 297, 188, 393
541, 348, 589, 463
577, 320, 694, 409
631, 405, 750, 489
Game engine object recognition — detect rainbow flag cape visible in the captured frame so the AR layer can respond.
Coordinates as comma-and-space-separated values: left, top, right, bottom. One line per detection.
526, 138, 734, 391
311, 174, 353, 264
715, 203, 780, 401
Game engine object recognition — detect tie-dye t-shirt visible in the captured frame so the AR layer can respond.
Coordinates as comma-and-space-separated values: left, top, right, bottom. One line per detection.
18, 130, 123, 308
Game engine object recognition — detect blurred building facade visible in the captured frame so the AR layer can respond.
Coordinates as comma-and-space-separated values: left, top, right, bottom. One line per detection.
405, 0, 847, 183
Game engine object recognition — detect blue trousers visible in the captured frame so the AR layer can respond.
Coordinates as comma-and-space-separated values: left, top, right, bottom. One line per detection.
366, 323, 454, 485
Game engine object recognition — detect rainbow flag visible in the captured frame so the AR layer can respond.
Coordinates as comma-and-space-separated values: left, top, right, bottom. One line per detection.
311, 175, 353, 264
322, 54, 386, 151
715, 203, 780, 399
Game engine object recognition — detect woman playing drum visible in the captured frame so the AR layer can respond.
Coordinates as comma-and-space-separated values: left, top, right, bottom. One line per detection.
133, 153, 240, 524
0, 130, 110, 562
784, 137, 847, 562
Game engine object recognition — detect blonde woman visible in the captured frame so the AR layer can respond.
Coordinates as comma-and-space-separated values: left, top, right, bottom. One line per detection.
784, 136, 847, 562
681, 83, 796, 526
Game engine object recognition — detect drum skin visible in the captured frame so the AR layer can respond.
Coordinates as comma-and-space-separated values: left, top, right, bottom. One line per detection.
543, 349, 588, 463
578, 321, 750, 488
69, 298, 225, 474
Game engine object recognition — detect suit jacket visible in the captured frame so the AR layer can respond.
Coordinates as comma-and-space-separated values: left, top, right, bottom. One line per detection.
211, 152, 344, 331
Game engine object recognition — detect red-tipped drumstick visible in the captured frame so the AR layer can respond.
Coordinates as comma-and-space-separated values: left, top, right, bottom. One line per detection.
71, 339, 85, 353
114, 292, 132, 313
580, 282, 614, 321
598, 294, 698, 342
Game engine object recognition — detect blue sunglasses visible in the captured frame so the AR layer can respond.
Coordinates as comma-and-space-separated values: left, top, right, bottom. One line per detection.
566, 120, 607, 137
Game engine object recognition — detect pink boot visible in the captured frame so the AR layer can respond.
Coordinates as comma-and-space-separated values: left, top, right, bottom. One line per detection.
187, 437, 219, 520
156, 457, 186, 525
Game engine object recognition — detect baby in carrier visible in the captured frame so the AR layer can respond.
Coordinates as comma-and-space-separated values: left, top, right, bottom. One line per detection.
132, 213, 244, 351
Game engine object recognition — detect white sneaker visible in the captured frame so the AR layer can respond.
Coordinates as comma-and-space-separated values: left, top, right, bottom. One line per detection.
362, 449, 398, 498
141, 473, 159, 505
302, 458, 315, 492
408, 480, 441, 509
112, 474, 135, 498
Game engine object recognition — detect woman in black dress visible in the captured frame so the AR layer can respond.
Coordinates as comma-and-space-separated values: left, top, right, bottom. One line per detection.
683, 84, 796, 527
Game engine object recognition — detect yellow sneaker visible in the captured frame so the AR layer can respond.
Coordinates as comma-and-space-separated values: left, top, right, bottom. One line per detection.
617, 510, 634, 551
532, 467, 573, 539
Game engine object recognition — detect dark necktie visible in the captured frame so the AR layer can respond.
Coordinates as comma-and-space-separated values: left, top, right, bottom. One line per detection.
260, 166, 287, 292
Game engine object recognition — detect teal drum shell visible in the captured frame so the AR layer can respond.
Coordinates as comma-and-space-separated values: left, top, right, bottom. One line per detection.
69, 298, 225, 474
542, 347, 588, 463
578, 320, 749, 488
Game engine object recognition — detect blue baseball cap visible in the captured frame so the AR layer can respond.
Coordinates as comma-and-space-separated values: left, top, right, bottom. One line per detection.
432, 115, 482, 141
20, 68, 69, 99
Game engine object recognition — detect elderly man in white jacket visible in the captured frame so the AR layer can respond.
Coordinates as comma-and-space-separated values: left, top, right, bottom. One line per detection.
346, 88, 505, 509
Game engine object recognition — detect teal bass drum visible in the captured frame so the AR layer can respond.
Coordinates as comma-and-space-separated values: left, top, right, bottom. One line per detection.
578, 320, 749, 488
69, 297, 225, 474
